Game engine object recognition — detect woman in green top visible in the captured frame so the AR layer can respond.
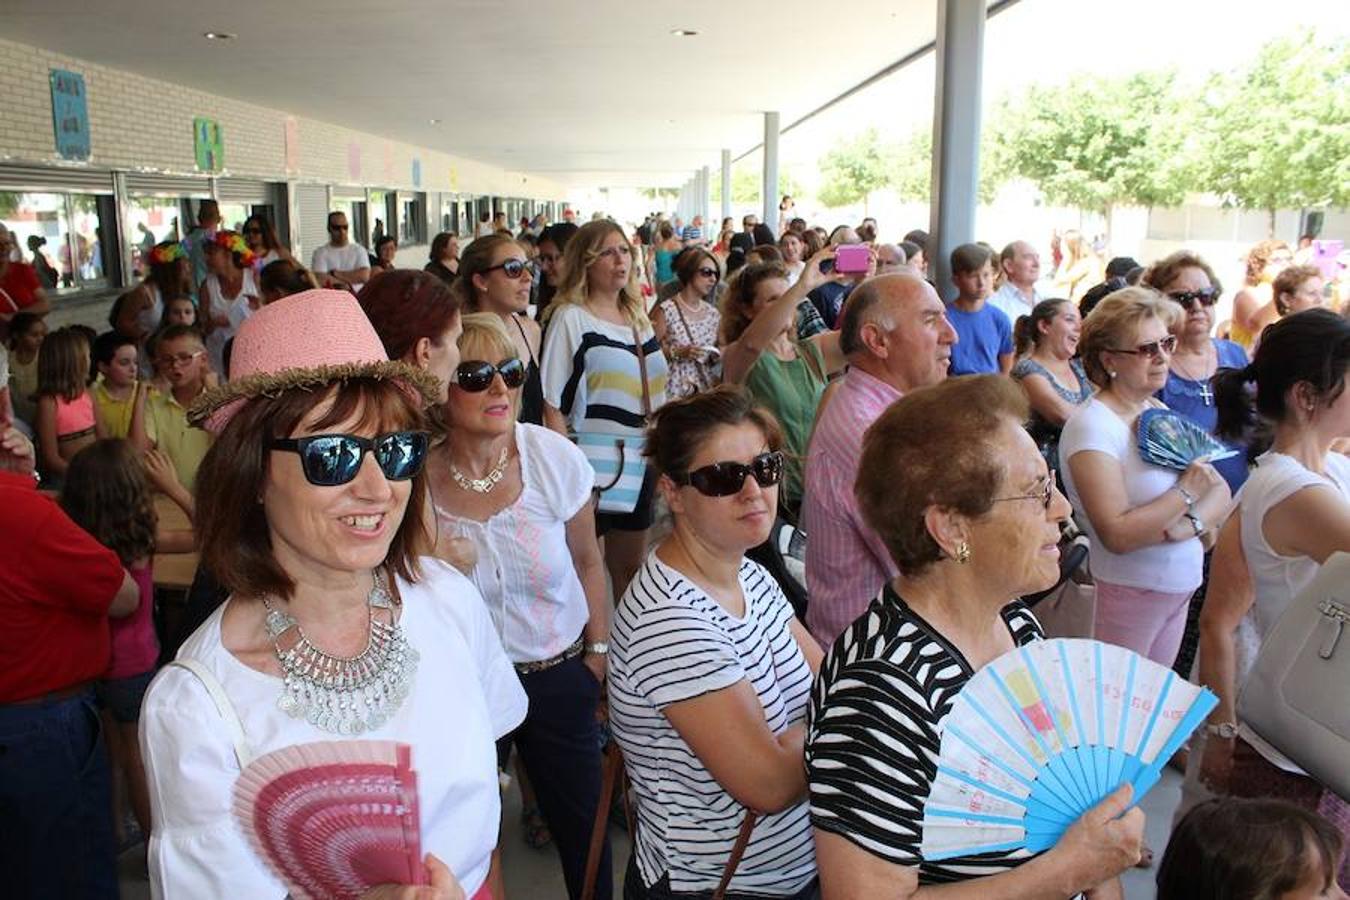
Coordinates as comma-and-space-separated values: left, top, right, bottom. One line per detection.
720, 248, 846, 522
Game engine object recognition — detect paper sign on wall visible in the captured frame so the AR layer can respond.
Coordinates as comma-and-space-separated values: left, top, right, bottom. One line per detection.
194, 117, 224, 172
49, 69, 90, 161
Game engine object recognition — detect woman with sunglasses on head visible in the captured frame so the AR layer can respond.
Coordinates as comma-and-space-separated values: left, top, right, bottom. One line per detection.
1144, 251, 1251, 495
1061, 288, 1231, 675
140, 289, 525, 900
426, 313, 613, 899
609, 385, 823, 899
541, 220, 670, 602
454, 234, 546, 427
650, 248, 722, 399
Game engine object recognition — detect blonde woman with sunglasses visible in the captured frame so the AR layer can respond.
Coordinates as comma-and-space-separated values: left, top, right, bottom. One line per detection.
1060, 288, 1231, 672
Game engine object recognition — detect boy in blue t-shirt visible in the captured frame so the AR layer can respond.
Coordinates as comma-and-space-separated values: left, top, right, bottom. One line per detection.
945, 243, 1014, 375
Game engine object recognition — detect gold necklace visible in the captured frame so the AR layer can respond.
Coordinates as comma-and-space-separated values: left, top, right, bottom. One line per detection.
450, 446, 509, 494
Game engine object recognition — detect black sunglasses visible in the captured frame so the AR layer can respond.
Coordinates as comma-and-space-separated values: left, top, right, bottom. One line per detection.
1169, 288, 1219, 310
484, 258, 533, 280
453, 358, 527, 392
268, 431, 428, 486
670, 451, 785, 497
697, 267, 718, 279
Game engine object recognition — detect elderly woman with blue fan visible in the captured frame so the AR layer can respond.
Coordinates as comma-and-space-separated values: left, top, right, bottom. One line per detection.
1059, 288, 1232, 669
806, 375, 1145, 898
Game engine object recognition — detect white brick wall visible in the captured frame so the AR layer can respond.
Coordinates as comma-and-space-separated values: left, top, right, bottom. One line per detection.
0, 37, 565, 199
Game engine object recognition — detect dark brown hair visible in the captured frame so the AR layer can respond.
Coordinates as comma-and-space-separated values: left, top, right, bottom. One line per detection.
61, 439, 157, 566
645, 384, 784, 479
720, 261, 789, 345
1157, 798, 1344, 900
36, 326, 90, 401
950, 242, 994, 276
358, 270, 461, 363
1142, 249, 1223, 297
856, 375, 1029, 575
195, 379, 428, 600
1012, 298, 1073, 357
1272, 264, 1323, 316
260, 259, 317, 301
675, 247, 721, 286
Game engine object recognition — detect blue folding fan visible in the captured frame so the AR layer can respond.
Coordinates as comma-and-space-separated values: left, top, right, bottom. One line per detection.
920, 638, 1216, 860
1137, 408, 1238, 471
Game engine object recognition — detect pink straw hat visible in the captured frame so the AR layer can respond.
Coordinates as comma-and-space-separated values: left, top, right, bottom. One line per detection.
187, 289, 440, 434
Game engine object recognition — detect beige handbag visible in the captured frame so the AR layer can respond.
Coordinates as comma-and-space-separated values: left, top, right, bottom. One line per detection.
1238, 551, 1350, 798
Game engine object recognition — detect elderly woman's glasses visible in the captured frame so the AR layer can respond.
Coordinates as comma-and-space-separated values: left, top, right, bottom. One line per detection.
453, 358, 526, 392
1168, 289, 1219, 310
268, 431, 428, 486
484, 258, 533, 280
992, 473, 1056, 510
670, 451, 785, 498
1110, 334, 1177, 361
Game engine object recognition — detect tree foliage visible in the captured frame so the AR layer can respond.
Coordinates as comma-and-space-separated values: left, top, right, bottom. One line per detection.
817, 128, 896, 211
1197, 30, 1350, 223
710, 168, 803, 206
891, 127, 1008, 206
993, 70, 1193, 217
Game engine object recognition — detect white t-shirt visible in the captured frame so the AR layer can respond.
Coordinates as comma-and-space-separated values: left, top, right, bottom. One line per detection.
609, 553, 817, 895
432, 423, 593, 663
1059, 398, 1203, 593
988, 282, 1042, 328
140, 559, 527, 898
203, 269, 258, 376
311, 242, 371, 289
1233, 450, 1350, 772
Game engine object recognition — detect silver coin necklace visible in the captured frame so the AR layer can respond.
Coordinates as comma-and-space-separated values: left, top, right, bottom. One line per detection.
261, 569, 418, 735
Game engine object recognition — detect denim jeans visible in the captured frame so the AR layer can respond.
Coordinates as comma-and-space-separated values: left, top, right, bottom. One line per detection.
0, 689, 119, 899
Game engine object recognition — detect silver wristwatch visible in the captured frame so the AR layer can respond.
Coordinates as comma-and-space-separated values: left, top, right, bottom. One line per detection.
1175, 484, 1197, 509
1205, 721, 1238, 740
584, 641, 610, 656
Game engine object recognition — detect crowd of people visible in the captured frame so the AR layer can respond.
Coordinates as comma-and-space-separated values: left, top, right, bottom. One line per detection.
1, 203, 1348, 900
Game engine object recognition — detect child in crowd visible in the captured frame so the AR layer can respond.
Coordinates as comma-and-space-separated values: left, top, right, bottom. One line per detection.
34, 327, 104, 483
5, 311, 46, 427
60, 439, 194, 849
131, 324, 213, 490
945, 242, 1014, 375
91, 331, 141, 439
1158, 798, 1346, 899
160, 295, 198, 329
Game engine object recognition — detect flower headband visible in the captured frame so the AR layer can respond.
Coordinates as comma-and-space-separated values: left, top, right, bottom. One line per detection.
147, 241, 187, 266
212, 229, 258, 268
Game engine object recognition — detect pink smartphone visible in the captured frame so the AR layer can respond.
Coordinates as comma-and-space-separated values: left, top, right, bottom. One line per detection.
834, 244, 870, 274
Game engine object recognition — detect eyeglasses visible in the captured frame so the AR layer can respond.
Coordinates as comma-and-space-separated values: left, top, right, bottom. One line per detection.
484, 258, 533, 280
1110, 334, 1177, 361
697, 267, 718, 279
670, 451, 785, 498
992, 472, 1056, 510
268, 431, 428, 486
452, 358, 527, 392
1168, 288, 1219, 310
157, 350, 204, 367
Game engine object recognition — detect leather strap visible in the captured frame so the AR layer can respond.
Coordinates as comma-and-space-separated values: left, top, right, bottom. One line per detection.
631, 323, 653, 418
169, 658, 254, 768
670, 299, 712, 390
712, 809, 759, 900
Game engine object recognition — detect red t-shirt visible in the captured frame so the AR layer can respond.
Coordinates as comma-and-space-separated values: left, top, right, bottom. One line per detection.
0, 262, 41, 315
0, 470, 126, 702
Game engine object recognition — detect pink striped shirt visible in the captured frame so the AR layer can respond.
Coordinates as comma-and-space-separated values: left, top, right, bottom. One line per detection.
802, 367, 901, 647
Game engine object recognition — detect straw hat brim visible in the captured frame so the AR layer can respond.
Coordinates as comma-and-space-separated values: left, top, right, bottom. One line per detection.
187, 360, 442, 434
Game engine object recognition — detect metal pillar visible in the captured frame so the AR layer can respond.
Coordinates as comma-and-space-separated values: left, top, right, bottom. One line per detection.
928, 0, 985, 301
699, 165, 711, 230
720, 149, 732, 224
763, 112, 780, 234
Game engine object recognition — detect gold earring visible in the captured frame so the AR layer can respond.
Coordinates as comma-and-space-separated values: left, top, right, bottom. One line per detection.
956, 541, 971, 564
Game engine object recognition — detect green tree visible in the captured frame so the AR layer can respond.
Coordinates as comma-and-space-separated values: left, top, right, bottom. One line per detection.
995, 71, 1194, 234
889, 125, 1009, 206
817, 128, 897, 214
1198, 31, 1350, 234
710, 168, 803, 207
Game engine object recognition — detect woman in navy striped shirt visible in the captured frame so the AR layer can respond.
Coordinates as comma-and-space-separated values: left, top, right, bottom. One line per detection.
608, 386, 823, 899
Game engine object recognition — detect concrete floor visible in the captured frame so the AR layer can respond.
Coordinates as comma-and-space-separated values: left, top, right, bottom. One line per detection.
118, 766, 1179, 899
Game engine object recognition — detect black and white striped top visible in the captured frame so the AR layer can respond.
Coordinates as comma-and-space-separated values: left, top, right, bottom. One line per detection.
609, 553, 817, 896
805, 585, 1043, 885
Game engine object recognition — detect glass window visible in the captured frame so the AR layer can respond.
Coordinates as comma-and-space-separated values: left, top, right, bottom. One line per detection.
126, 196, 185, 277
400, 193, 426, 244
217, 202, 252, 233
0, 190, 114, 293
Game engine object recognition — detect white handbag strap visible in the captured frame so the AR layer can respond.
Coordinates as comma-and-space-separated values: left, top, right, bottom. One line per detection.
169, 658, 254, 768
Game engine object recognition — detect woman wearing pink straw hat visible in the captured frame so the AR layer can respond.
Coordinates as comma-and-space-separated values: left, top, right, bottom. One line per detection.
139, 289, 526, 900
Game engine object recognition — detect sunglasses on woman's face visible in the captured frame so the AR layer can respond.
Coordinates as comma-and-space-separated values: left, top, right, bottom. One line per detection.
670, 451, 785, 498
484, 258, 533, 280
1168, 288, 1219, 310
268, 431, 428, 486
453, 358, 526, 392
697, 267, 718, 279
1111, 334, 1177, 361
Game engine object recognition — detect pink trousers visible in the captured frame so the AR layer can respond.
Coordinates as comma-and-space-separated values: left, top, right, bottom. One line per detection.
1092, 579, 1194, 667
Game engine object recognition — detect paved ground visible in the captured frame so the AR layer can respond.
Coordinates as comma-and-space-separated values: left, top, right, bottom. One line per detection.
119, 766, 1179, 898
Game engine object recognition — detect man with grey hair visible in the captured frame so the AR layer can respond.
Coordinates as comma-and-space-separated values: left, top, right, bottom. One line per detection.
989, 239, 1043, 327
875, 242, 907, 275
801, 272, 958, 646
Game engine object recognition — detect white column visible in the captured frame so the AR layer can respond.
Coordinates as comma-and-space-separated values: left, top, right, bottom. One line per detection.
720, 149, 732, 223
763, 112, 780, 233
